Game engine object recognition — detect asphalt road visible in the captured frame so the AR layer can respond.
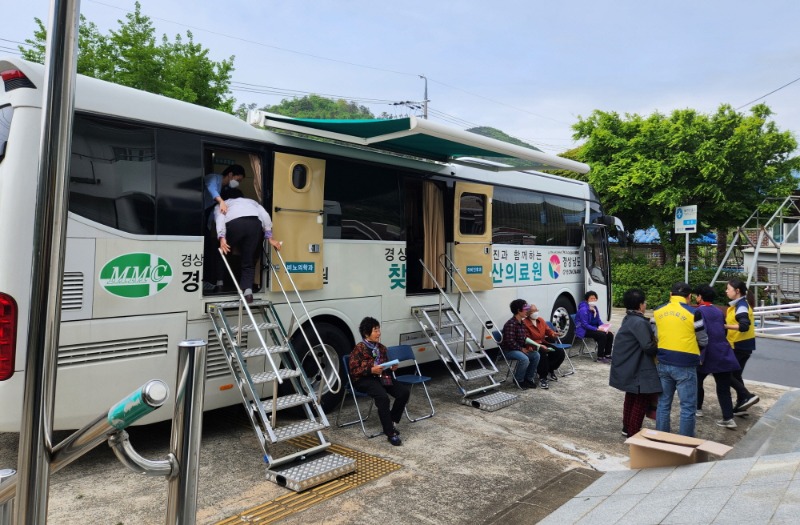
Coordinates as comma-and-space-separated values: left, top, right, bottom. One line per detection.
744, 335, 800, 388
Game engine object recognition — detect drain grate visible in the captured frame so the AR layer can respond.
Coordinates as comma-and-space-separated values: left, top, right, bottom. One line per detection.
215, 436, 402, 524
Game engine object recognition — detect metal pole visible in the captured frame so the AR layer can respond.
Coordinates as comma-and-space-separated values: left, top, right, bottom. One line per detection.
0, 470, 14, 525
15, 0, 81, 522
419, 74, 428, 119
685, 233, 689, 283
166, 340, 207, 525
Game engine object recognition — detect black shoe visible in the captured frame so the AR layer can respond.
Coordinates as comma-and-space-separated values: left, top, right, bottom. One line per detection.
548, 372, 558, 382
388, 434, 402, 446
539, 379, 549, 390
392, 424, 401, 435
523, 379, 538, 389
737, 395, 760, 412
518, 380, 530, 390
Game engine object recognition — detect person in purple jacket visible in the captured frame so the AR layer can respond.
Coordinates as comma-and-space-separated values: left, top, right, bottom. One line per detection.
575, 290, 614, 362
693, 285, 741, 429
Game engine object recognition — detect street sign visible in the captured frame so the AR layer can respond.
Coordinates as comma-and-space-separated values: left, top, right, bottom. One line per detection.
675, 205, 697, 234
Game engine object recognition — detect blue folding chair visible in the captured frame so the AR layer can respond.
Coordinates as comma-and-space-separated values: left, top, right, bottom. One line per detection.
387, 345, 435, 422
335, 354, 383, 438
546, 321, 575, 376
569, 313, 597, 360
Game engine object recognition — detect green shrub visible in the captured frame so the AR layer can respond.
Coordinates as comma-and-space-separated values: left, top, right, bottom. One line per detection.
610, 263, 742, 307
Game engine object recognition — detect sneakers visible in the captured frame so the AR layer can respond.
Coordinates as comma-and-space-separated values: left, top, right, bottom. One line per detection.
539, 378, 549, 390
548, 372, 559, 382
522, 379, 538, 389
621, 428, 629, 436
735, 395, 760, 413
387, 433, 402, 446
243, 288, 254, 304
716, 418, 737, 429
696, 409, 703, 417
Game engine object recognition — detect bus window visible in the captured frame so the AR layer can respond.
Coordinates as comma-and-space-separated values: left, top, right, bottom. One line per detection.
459, 192, 486, 235
155, 129, 202, 236
0, 105, 11, 163
70, 116, 156, 234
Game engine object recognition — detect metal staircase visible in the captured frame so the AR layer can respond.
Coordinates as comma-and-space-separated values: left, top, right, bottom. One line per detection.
411, 255, 519, 411
207, 247, 354, 491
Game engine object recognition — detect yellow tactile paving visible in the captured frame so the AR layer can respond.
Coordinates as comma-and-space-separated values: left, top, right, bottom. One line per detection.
215, 437, 402, 524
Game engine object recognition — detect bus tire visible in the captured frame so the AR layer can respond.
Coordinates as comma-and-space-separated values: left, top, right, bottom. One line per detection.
550, 295, 576, 343
289, 322, 350, 414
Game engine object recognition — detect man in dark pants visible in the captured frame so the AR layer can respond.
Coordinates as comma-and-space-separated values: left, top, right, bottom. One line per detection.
348, 317, 410, 446
214, 188, 281, 303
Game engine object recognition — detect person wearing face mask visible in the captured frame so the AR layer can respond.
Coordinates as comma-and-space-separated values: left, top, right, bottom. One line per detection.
500, 299, 541, 389
575, 291, 614, 362
203, 164, 247, 291
724, 279, 760, 415
522, 303, 566, 389
214, 187, 281, 303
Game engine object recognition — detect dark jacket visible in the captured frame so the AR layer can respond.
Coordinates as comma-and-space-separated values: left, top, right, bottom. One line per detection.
697, 304, 740, 374
609, 310, 662, 394
575, 301, 602, 338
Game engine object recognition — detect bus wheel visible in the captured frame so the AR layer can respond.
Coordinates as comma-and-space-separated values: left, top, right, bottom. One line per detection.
291, 322, 350, 414
550, 296, 576, 343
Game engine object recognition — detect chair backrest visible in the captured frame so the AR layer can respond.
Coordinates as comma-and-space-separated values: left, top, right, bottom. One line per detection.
342, 354, 355, 389
546, 321, 563, 343
387, 344, 415, 365
569, 313, 581, 343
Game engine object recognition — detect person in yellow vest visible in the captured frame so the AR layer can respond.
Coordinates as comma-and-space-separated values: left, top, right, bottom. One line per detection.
653, 282, 708, 437
725, 279, 759, 415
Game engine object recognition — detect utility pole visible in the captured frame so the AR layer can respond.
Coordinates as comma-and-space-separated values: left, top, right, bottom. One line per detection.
419, 74, 429, 119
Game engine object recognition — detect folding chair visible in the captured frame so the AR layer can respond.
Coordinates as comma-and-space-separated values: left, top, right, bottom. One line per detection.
387, 345, 435, 422
546, 321, 575, 377
335, 355, 383, 438
568, 313, 598, 360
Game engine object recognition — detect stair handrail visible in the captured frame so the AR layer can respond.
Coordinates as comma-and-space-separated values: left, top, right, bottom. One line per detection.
438, 253, 502, 347
418, 258, 481, 366
217, 248, 283, 384
266, 246, 341, 395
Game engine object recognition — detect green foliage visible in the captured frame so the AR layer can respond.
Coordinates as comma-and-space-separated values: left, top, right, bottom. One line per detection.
20, 2, 235, 112
265, 95, 375, 119
611, 262, 739, 307
572, 104, 799, 258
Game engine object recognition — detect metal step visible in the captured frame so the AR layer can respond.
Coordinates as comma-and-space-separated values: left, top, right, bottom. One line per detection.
251, 368, 303, 385
241, 344, 289, 358
442, 351, 485, 363
415, 305, 454, 314
273, 420, 327, 442
265, 452, 356, 492
462, 391, 519, 411
210, 299, 273, 309
233, 321, 280, 333
461, 368, 496, 381
260, 393, 315, 412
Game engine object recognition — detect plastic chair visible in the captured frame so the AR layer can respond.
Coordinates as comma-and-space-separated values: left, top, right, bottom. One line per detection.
546, 321, 575, 376
335, 354, 383, 438
569, 313, 597, 360
387, 345, 435, 422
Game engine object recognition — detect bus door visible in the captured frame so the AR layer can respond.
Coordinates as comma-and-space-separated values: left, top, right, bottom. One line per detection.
584, 223, 611, 320
271, 152, 325, 291
452, 182, 493, 291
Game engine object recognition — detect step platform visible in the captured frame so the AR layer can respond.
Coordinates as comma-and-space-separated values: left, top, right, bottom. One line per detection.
265, 451, 356, 492
462, 390, 519, 412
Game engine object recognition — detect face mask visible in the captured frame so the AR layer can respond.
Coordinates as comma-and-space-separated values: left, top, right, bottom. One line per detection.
530, 312, 540, 320
588, 301, 597, 307
228, 179, 240, 189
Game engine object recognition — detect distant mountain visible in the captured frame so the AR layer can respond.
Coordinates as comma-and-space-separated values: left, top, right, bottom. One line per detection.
465, 126, 543, 168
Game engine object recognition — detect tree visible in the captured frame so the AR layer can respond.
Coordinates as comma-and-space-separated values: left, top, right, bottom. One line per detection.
572, 104, 799, 259
20, 2, 235, 112
265, 95, 375, 119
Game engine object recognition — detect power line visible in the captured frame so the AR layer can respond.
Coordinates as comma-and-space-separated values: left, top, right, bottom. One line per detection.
736, 75, 800, 110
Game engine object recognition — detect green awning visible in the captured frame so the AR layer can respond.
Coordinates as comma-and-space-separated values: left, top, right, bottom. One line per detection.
248, 112, 589, 174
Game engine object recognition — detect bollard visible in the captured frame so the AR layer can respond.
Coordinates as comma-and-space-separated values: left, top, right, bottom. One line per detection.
165, 340, 207, 525
0, 470, 14, 525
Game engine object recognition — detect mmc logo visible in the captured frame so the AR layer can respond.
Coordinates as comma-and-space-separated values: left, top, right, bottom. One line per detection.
548, 254, 561, 279
99, 253, 173, 298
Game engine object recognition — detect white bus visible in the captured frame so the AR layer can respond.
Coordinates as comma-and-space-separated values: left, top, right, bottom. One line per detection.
0, 57, 619, 430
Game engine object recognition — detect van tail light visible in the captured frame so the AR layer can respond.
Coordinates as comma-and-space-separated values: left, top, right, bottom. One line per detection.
0, 293, 18, 381
1, 69, 36, 92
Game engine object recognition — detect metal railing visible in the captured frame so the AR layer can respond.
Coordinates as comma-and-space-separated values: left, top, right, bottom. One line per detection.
3, 340, 208, 525
753, 302, 800, 340
265, 247, 340, 396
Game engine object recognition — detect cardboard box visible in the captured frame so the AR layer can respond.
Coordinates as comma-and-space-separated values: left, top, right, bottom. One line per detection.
625, 429, 733, 469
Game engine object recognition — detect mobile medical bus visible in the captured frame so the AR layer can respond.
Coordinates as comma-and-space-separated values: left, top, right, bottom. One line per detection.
0, 57, 619, 431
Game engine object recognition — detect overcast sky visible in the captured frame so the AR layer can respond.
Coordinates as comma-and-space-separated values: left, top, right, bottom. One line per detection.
4, 0, 799, 153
